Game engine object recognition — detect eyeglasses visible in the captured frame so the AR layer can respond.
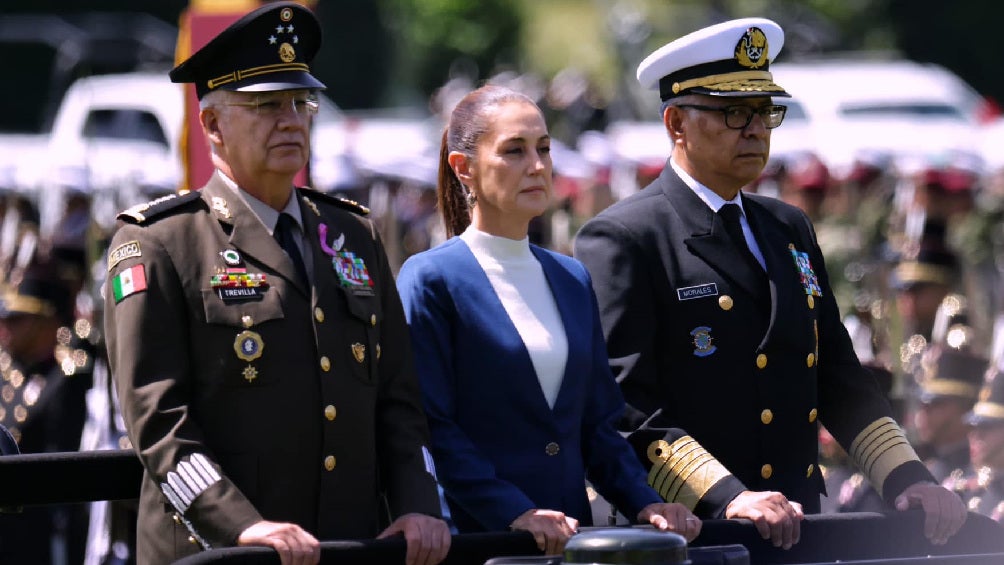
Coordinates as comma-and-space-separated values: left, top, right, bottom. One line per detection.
676, 104, 787, 130
222, 94, 320, 117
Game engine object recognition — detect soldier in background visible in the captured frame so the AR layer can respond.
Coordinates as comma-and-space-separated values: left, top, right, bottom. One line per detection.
912, 343, 984, 482
954, 369, 1004, 522
891, 236, 962, 389
0, 260, 92, 564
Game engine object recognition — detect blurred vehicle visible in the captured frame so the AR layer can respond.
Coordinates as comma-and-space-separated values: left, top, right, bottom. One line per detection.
43, 71, 184, 232
770, 57, 992, 175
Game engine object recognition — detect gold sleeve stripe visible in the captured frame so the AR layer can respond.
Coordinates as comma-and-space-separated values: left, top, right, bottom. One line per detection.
973, 402, 1004, 419
646, 435, 731, 511
848, 417, 922, 497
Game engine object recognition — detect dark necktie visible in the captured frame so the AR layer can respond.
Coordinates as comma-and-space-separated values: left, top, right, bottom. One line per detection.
274, 212, 308, 287
718, 203, 764, 274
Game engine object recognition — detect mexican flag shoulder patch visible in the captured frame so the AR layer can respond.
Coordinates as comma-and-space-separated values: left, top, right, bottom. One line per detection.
112, 265, 147, 303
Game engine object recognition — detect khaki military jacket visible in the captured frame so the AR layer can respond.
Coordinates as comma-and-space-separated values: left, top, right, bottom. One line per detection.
103, 174, 440, 564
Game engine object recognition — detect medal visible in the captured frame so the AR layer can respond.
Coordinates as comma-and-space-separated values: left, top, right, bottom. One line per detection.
332, 251, 374, 296
234, 330, 264, 362
789, 245, 822, 297
235, 330, 264, 384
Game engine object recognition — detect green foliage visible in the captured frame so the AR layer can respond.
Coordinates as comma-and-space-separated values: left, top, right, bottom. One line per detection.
383, 0, 521, 97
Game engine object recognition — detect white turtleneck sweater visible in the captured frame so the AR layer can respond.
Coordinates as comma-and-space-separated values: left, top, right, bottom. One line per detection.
460, 226, 568, 408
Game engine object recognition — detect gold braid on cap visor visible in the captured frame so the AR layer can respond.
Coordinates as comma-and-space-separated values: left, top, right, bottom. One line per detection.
672, 70, 783, 95
207, 62, 310, 90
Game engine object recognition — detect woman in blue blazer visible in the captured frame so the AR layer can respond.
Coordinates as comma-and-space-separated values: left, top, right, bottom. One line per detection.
396, 85, 700, 555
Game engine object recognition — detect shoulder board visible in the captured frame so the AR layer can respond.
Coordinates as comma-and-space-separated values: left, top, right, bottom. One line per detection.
117, 191, 202, 224
298, 187, 370, 216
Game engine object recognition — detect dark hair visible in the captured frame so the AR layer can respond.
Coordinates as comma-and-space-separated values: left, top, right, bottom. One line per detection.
437, 85, 538, 238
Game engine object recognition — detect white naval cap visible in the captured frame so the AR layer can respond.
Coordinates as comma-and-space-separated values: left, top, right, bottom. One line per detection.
637, 17, 790, 101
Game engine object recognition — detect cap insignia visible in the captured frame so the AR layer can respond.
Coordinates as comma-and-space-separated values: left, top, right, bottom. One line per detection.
280, 7, 293, 22
279, 43, 296, 63
735, 27, 769, 69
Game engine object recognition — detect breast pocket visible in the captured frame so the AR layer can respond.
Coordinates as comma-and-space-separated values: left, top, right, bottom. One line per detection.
201, 287, 285, 387
341, 291, 382, 385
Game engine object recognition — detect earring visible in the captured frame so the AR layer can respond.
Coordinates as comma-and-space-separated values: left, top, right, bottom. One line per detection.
465, 190, 477, 208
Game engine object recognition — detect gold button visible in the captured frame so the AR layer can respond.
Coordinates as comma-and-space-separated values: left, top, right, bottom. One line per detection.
718, 295, 733, 311
314, 307, 325, 323
807, 295, 815, 310
807, 464, 815, 478
761, 409, 773, 425
320, 356, 331, 372
370, 314, 377, 326
324, 405, 336, 421
241, 315, 253, 328
173, 514, 182, 526
807, 353, 815, 367
545, 442, 560, 456
808, 408, 817, 423
324, 455, 336, 471
761, 464, 773, 479
188, 536, 198, 545
756, 353, 767, 369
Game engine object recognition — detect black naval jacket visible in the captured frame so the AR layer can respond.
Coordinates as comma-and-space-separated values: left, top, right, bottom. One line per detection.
574, 163, 933, 517
104, 175, 441, 564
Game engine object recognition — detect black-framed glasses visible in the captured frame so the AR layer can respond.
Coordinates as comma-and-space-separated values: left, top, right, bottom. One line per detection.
677, 104, 787, 130
222, 93, 320, 117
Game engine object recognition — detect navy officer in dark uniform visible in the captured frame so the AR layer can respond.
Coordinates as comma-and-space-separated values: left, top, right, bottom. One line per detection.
103, 3, 449, 564
574, 17, 967, 550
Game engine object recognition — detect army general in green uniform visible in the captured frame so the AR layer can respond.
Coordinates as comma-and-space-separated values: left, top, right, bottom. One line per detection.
102, 4, 449, 564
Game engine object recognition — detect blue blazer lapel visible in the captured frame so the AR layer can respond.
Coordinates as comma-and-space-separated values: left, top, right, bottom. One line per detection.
531, 247, 586, 416
455, 241, 555, 416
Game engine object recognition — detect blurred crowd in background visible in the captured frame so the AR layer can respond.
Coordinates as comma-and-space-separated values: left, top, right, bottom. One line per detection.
5, 1, 1004, 563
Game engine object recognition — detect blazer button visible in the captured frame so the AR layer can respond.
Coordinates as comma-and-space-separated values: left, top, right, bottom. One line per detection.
370, 314, 377, 326
718, 295, 733, 311
806, 353, 815, 367
324, 405, 336, 421
545, 442, 560, 456
761, 409, 773, 425
807, 295, 815, 310
761, 464, 773, 479
173, 513, 182, 526
756, 354, 768, 369
808, 408, 817, 423
188, 536, 198, 545
807, 464, 815, 478
320, 356, 331, 372
314, 307, 325, 323
241, 315, 253, 328
324, 455, 336, 471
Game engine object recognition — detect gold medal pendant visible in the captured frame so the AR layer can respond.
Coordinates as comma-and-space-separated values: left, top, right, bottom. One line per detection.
235, 331, 264, 361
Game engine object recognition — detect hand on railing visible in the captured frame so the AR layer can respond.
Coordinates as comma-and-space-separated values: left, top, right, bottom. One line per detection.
377, 512, 451, 565
725, 490, 804, 550
895, 480, 969, 545
237, 520, 320, 565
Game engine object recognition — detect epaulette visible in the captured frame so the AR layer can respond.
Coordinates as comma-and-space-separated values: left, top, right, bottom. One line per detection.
117, 191, 202, 224
298, 186, 370, 216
